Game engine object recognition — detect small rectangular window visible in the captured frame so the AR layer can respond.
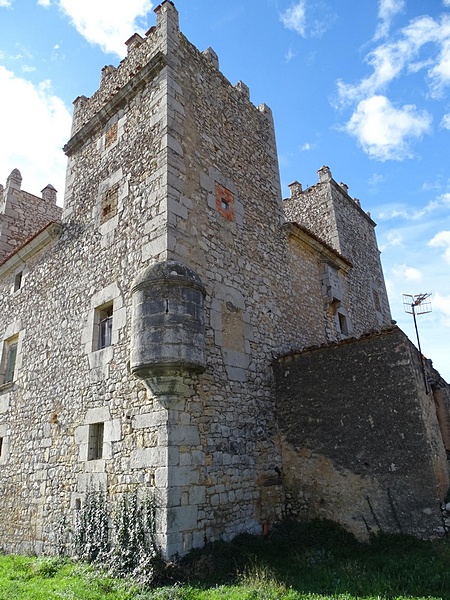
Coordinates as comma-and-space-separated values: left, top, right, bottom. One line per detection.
338, 313, 348, 336
0, 437, 3, 458
1, 336, 19, 385
94, 303, 113, 351
14, 271, 23, 292
5, 344, 17, 382
87, 423, 104, 461
215, 183, 235, 221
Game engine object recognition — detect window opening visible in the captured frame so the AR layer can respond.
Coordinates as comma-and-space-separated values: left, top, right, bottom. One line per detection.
98, 305, 113, 350
0, 438, 3, 458
4, 341, 18, 383
338, 313, 348, 336
87, 423, 104, 461
215, 183, 235, 221
14, 271, 23, 292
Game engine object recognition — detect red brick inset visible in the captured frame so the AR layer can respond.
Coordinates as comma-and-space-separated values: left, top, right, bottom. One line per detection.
215, 183, 235, 221
105, 122, 118, 148
100, 185, 118, 224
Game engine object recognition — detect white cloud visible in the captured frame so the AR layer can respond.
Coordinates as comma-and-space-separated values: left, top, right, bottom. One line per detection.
433, 292, 450, 326
368, 173, 385, 188
337, 14, 450, 106
429, 230, 450, 263
280, 1, 333, 38
378, 196, 448, 221
441, 113, 450, 128
429, 38, 450, 97
285, 47, 298, 63
300, 142, 312, 151
0, 0, 12, 7
37, 0, 51, 6
44, 0, 153, 57
0, 66, 71, 200
375, 0, 405, 40
344, 95, 432, 161
281, 1, 306, 36
393, 264, 423, 282
444, 1, 450, 7
385, 230, 403, 246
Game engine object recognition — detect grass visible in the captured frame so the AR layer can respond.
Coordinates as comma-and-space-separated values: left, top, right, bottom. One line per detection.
0, 520, 449, 599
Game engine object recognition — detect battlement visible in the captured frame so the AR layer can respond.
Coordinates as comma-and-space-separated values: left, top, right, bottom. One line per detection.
68, 1, 267, 146
287, 166, 372, 223
0, 168, 61, 262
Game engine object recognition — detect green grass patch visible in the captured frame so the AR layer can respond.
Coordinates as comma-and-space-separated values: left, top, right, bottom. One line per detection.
0, 520, 449, 599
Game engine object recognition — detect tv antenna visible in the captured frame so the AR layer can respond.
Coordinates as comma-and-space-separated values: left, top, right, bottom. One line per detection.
402, 293, 432, 394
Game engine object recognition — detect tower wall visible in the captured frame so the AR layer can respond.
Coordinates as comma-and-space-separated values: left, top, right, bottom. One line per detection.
0, 169, 61, 262
0, 1, 439, 560
284, 167, 392, 337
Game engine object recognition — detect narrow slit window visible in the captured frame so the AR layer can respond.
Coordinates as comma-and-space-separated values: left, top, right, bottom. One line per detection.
87, 423, 104, 461
338, 313, 348, 336
14, 271, 23, 292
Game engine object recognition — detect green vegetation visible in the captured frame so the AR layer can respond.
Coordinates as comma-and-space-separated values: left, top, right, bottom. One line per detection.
1, 520, 449, 599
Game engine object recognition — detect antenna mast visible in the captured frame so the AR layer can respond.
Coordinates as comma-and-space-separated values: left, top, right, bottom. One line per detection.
402, 293, 432, 394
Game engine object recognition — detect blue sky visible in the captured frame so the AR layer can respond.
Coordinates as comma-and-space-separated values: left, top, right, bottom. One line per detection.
1, 0, 449, 379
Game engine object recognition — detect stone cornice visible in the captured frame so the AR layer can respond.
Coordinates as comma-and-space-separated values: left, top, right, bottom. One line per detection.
284, 221, 352, 272
0, 222, 61, 279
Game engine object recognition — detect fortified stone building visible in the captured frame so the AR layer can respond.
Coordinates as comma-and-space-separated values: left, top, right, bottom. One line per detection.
1, 1, 449, 557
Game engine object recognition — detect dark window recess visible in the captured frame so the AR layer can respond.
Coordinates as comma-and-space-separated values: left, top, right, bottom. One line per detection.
338, 313, 348, 336
5, 343, 18, 383
215, 183, 235, 221
14, 271, 23, 292
98, 306, 113, 350
87, 423, 104, 461
0, 437, 3, 457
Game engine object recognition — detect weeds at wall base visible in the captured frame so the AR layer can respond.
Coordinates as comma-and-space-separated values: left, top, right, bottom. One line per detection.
58, 488, 163, 586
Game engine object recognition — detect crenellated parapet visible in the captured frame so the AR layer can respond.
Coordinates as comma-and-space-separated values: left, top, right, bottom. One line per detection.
0, 169, 61, 263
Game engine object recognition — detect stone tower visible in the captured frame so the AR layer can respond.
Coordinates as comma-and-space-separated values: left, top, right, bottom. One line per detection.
284, 166, 392, 339
54, 0, 290, 556
1, 0, 447, 559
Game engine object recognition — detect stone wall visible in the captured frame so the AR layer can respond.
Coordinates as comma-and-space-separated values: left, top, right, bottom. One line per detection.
0, 0, 441, 560
284, 167, 392, 338
274, 327, 449, 539
0, 169, 61, 262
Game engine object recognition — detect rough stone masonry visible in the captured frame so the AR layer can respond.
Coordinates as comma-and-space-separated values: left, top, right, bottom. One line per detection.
0, 1, 449, 558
